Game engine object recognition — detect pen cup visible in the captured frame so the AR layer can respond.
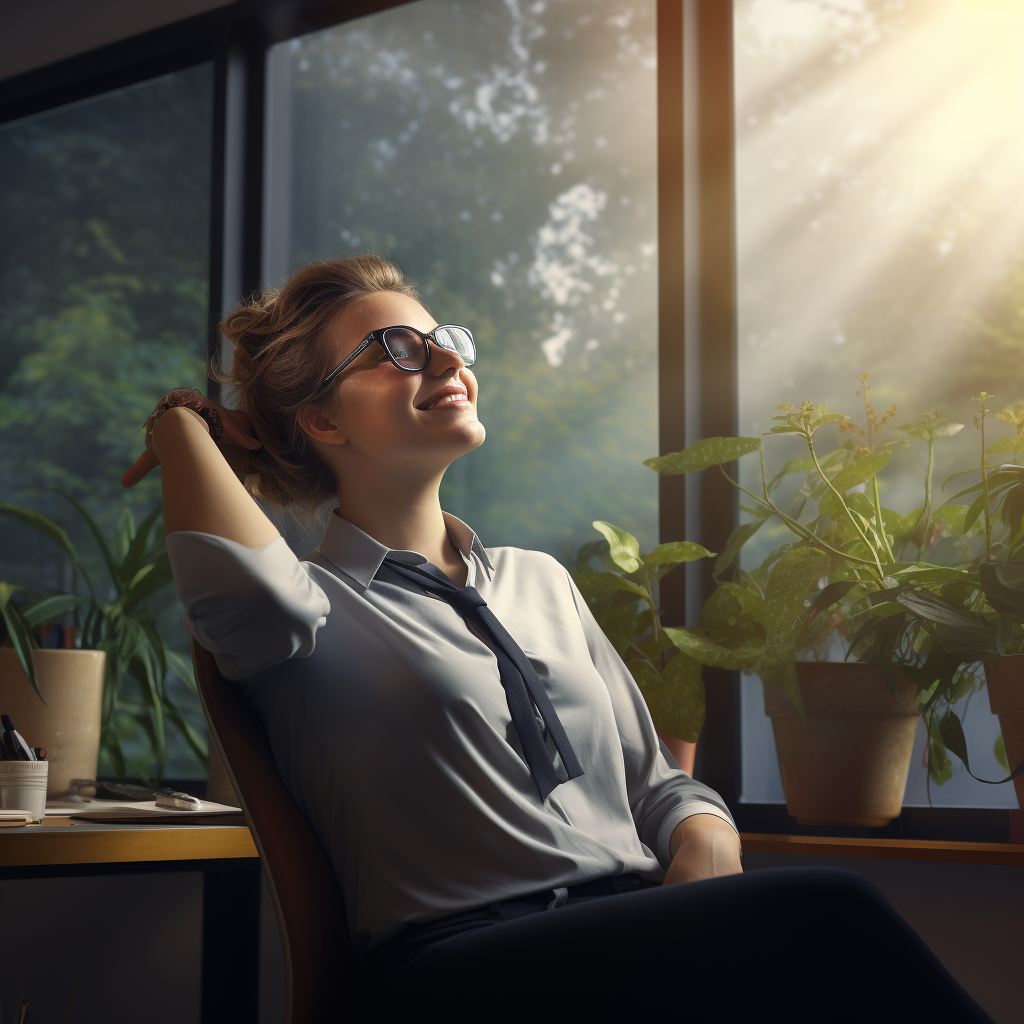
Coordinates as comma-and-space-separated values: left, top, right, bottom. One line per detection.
0, 761, 49, 822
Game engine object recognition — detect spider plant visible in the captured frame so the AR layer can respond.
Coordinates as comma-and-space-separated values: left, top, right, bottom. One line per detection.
0, 490, 207, 785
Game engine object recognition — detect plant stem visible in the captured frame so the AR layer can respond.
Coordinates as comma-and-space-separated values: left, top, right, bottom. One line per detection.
980, 397, 993, 561
805, 430, 886, 580
718, 466, 878, 567
871, 475, 897, 563
921, 436, 935, 555
644, 574, 660, 642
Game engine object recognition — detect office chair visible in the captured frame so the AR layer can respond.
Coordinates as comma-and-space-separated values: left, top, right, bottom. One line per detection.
190, 638, 363, 1022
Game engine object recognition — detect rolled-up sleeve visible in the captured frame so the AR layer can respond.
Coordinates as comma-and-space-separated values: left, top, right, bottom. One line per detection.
563, 567, 738, 870
166, 531, 331, 681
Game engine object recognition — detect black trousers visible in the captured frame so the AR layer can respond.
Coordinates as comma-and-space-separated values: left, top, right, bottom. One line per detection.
361, 867, 995, 1023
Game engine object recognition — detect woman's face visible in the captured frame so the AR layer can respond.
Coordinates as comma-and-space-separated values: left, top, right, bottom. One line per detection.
300, 290, 486, 481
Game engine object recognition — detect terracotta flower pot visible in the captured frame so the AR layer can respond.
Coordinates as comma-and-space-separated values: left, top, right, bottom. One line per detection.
982, 654, 1024, 811
0, 648, 106, 797
762, 661, 920, 827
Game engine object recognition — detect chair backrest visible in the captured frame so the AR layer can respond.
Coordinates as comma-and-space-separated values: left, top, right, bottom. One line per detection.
190, 638, 363, 1022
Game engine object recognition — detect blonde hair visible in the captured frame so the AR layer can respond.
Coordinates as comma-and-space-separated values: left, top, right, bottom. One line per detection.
209, 255, 421, 535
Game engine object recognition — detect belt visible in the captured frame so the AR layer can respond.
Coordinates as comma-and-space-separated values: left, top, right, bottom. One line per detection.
487, 871, 658, 913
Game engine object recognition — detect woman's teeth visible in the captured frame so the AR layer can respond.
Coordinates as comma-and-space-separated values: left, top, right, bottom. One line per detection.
427, 393, 468, 409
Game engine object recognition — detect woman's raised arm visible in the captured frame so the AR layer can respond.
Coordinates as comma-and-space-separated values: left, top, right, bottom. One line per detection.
134, 405, 280, 550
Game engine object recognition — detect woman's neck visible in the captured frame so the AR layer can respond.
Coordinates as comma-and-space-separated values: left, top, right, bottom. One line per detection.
334, 474, 464, 576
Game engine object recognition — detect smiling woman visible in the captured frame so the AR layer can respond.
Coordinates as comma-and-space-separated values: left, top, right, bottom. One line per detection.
205, 256, 473, 539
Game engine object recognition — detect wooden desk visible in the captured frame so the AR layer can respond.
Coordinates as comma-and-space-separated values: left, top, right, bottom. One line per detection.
740, 833, 1024, 867
0, 821, 261, 1024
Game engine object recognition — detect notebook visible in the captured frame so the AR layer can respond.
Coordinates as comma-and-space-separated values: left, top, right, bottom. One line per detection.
44, 797, 245, 824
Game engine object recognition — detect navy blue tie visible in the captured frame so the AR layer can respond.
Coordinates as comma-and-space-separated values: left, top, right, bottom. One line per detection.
380, 556, 584, 801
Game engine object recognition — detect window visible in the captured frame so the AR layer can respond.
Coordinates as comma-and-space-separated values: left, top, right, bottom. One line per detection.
0, 64, 214, 779
734, 0, 1024, 810
261, 0, 660, 563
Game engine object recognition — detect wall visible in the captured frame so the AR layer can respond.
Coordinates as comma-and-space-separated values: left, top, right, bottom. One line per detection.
0, 0, 236, 83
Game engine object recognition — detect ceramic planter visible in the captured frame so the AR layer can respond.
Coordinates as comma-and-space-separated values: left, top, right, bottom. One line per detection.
0, 648, 105, 797
982, 654, 1024, 811
762, 661, 920, 827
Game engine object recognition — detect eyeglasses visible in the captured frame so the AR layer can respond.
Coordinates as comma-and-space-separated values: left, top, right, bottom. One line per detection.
321, 324, 476, 386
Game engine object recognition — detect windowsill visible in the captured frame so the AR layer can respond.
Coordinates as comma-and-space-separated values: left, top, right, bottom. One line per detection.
740, 833, 1024, 867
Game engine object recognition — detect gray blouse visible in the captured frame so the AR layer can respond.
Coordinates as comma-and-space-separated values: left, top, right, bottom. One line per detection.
166, 509, 737, 962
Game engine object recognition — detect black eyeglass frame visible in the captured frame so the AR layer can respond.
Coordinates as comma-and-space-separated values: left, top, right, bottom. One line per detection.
321, 324, 476, 387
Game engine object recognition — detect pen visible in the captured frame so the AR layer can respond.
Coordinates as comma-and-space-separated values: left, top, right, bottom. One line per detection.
155, 788, 202, 811
1, 715, 36, 761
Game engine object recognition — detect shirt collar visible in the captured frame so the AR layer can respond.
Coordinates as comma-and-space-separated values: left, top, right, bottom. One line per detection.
315, 507, 494, 589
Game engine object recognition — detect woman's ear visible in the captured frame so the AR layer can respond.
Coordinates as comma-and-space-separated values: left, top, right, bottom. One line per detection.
298, 404, 348, 446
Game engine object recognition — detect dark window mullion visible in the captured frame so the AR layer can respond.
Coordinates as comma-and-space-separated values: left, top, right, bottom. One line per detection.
686, 0, 740, 804
207, 19, 266, 405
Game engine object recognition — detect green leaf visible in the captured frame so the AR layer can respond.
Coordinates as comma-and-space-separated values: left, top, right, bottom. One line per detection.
869, 601, 908, 617
714, 519, 769, 577
122, 506, 163, 586
570, 566, 649, 601
895, 590, 999, 661
979, 561, 1024, 616
658, 652, 705, 743
574, 538, 610, 568
768, 458, 815, 494
21, 593, 88, 627
904, 642, 961, 712
122, 552, 174, 609
643, 436, 761, 475
641, 541, 715, 581
0, 589, 44, 703
818, 451, 892, 517
939, 709, 1024, 784
964, 492, 989, 534
755, 648, 805, 723
885, 508, 923, 543
899, 420, 964, 442
872, 612, 909, 699
162, 692, 208, 762
629, 653, 705, 744
888, 566, 972, 585
808, 412, 847, 432
0, 502, 84, 565
995, 734, 1009, 772
987, 436, 1024, 455
113, 505, 136, 570
762, 548, 830, 650
643, 541, 715, 567
0, 502, 96, 602
592, 521, 641, 574
698, 580, 765, 628
931, 505, 968, 533
43, 489, 118, 598
794, 581, 860, 644
165, 646, 197, 694
663, 626, 764, 670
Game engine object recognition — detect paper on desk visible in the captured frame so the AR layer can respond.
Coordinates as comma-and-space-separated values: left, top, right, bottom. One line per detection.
44, 797, 244, 822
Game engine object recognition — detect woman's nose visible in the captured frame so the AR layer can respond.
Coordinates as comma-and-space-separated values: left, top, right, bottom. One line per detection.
428, 338, 466, 371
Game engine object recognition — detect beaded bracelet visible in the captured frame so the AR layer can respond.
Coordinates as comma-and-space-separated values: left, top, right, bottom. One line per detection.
146, 388, 225, 445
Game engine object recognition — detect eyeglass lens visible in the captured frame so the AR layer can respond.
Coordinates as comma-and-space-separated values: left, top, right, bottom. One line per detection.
382, 326, 475, 369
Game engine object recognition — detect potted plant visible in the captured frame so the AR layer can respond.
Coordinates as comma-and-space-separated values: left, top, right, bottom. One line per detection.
879, 393, 1024, 808
0, 491, 207, 792
568, 522, 715, 775
642, 379, 969, 827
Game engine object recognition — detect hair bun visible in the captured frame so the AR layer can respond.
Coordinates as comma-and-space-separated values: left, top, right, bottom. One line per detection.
221, 291, 278, 355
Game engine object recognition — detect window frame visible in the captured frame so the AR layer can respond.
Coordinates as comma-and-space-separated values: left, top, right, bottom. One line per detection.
0, 0, 1011, 843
